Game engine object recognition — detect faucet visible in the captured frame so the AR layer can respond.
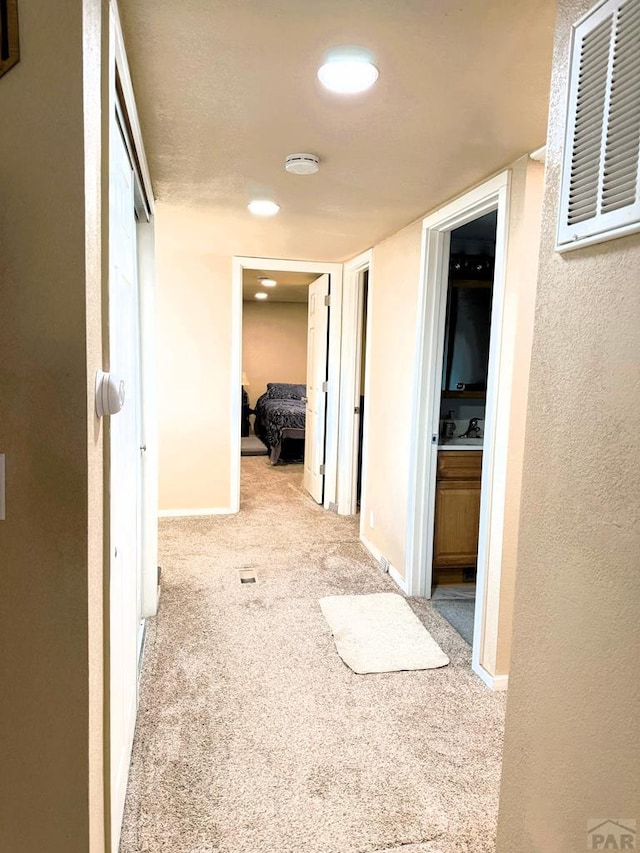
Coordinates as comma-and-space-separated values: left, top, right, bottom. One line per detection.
459, 417, 482, 439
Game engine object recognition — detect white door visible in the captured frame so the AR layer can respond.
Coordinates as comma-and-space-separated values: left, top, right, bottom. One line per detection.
303, 274, 330, 503
109, 116, 142, 852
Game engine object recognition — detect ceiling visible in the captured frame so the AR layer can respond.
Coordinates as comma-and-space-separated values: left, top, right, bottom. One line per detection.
118, 0, 555, 263
242, 269, 318, 303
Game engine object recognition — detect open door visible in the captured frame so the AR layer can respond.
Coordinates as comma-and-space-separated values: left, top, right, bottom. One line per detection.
303, 274, 330, 503
109, 113, 143, 851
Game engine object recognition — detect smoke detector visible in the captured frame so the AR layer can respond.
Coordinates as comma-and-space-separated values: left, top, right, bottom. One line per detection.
285, 153, 320, 175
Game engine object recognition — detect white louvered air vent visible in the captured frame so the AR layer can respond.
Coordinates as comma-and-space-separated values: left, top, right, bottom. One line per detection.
558, 0, 640, 250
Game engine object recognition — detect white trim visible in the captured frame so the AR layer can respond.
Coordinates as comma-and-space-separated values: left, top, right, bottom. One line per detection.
230, 259, 243, 514
388, 564, 409, 595
556, 220, 640, 253
231, 256, 344, 512
360, 532, 384, 563
337, 249, 372, 515
473, 184, 511, 684
360, 533, 409, 594
405, 171, 512, 691
529, 145, 547, 163
158, 507, 235, 518
421, 172, 509, 232
137, 218, 159, 619
404, 225, 449, 600
473, 665, 509, 692
111, 2, 154, 217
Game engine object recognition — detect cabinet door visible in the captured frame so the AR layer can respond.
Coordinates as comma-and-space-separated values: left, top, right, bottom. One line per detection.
433, 479, 481, 567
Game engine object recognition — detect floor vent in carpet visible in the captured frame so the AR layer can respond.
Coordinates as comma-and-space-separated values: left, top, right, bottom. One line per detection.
239, 570, 256, 584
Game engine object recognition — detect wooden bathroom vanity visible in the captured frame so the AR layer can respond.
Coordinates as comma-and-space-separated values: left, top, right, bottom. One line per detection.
433, 449, 482, 584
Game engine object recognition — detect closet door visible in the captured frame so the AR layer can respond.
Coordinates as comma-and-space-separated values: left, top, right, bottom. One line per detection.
109, 112, 143, 852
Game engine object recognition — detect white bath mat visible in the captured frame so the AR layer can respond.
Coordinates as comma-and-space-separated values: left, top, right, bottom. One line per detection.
319, 592, 449, 674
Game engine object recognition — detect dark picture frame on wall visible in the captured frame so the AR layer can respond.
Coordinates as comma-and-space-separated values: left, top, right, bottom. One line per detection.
0, 0, 19, 79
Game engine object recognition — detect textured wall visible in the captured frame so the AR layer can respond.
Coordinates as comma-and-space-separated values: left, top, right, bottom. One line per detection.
0, 1, 105, 850
497, 0, 640, 849
243, 301, 308, 409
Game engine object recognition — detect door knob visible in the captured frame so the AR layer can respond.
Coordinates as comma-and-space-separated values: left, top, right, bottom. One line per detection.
95, 371, 125, 418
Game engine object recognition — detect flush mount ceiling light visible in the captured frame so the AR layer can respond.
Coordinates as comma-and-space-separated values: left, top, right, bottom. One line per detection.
257, 276, 277, 287
254, 292, 268, 300
285, 153, 320, 175
317, 46, 379, 94
248, 199, 280, 217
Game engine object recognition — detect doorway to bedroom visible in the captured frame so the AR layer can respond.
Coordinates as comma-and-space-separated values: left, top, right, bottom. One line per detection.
232, 257, 345, 512
240, 269, 315, 465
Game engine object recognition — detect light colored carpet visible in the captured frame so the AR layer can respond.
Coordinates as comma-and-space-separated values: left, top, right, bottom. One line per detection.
120, 458, 506, 853
320, 593, 449, 673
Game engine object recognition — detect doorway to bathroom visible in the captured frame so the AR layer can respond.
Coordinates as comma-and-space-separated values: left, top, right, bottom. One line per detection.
435, 211, 497, 585
429, 211, 497, 647
405, 171, 512, 689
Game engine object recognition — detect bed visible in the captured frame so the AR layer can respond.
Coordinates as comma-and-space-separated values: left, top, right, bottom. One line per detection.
254, 382, 307, 464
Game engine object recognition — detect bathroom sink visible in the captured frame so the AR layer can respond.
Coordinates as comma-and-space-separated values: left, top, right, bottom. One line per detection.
439, 437, 483, 448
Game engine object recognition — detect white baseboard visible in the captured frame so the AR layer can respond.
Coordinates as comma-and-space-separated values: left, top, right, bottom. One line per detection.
360, 534, 409, 594
388, 564, 409, 594
158, 507, 236, 518
472, 661, 509, 691
360, 532, 383, 563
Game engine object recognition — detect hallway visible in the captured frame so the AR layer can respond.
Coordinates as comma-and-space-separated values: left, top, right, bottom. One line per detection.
120, 459, 506, 853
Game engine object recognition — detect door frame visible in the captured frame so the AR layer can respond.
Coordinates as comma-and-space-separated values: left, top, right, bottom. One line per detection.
404, 171, 511, 690
337, 249, 373, 516
231, 257, 344, 512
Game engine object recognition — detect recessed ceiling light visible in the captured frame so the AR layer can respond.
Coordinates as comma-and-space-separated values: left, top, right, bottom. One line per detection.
317, 46, 379, 94
255, 292, 268, 300
257, 276, 277, 287
248, 199, 280, 217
